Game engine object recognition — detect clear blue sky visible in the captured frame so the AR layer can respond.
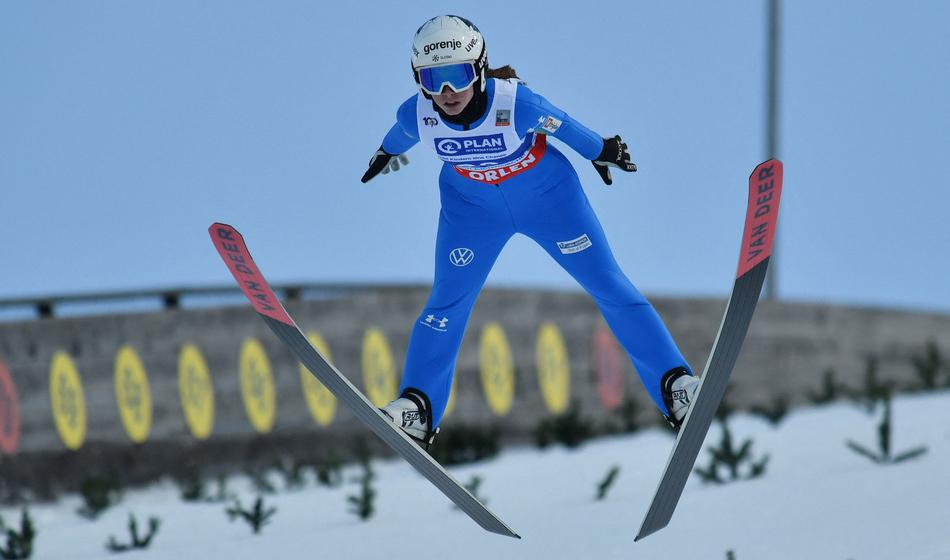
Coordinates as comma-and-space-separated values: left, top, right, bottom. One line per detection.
2, 1, 948, 312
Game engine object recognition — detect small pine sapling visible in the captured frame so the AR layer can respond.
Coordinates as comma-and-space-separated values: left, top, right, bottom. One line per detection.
749, 394, 789, 426
454, 475, 487, 509
315, 455, 343, 488
695, 418, 770, 484
0, 509, 36, 560
351, 438, 372, 465
533, 401, 595, 449
175, 473, 206, 502
850, 356, 893, 414
807, 368, 843, 405
245, 468, 277, 495
347, 454, 376, 521
105, 514, 160, 553
595, 465, 620, 501
705, 383, 738, 428
909, 340, 948, 392
846, 389, 928, 465
77, 475, 124, 520
429, 423, 501, 466
274, 457, 310, 491
715, 389, 737, 422
614, 394, 641, 434
226, 497, 276, 534
207, 474, 234, 503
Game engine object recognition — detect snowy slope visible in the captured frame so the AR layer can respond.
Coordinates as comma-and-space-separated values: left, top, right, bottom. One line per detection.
7, 391, 950, 560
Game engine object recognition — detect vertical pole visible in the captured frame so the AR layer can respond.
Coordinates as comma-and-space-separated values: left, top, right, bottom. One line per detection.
764, 0, 781, 300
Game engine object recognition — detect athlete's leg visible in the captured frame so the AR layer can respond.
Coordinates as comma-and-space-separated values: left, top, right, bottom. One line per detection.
400, 176, 514, 426
519, 171, 690, 412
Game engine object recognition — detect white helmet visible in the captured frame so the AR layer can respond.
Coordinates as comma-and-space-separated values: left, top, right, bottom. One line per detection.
411, 15, 488, 95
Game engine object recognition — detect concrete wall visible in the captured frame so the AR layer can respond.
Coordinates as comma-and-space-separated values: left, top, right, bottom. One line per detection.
1, 287, 948, 496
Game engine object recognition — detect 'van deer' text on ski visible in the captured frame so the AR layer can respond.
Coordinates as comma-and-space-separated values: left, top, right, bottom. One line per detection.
744, 164, 777, 265
215, 227, 278, 313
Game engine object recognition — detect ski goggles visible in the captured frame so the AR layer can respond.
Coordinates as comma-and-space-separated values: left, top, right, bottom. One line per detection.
416, 62, 478, 95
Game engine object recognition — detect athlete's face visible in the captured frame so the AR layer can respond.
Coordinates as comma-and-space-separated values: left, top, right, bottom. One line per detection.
431, 85, 474, 115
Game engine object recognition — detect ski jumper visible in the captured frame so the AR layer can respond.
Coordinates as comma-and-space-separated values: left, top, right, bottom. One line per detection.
380, 78, 691, 426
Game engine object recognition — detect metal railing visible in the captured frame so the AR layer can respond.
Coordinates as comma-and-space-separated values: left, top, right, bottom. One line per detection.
0, 282, 429, 320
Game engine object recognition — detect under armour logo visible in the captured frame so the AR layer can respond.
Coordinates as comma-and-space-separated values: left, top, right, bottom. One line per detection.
449, 248, 474, 267
422, 314, 449, 332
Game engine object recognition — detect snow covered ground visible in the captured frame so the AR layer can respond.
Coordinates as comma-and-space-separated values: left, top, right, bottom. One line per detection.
6, 390, 950, 560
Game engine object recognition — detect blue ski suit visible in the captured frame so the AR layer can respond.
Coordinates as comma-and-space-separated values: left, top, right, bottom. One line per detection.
379, 78, 690, 426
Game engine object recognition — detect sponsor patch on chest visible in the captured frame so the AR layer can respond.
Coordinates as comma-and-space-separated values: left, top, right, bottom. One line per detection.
435, 134, 507, 157
451, 133, 547, 185
557, 234, 593, 254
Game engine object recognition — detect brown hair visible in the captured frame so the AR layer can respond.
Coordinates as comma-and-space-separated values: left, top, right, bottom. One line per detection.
486, 65, 520, 80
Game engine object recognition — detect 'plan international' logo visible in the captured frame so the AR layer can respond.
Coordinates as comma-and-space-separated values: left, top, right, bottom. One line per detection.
435, 134, 506, 157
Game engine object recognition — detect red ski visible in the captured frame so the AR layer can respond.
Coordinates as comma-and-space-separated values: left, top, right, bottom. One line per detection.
209, 223, 520, 539
636, 159, 784, 541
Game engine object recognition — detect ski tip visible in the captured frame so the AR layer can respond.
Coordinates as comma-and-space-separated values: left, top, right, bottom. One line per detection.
208, 222, 240, 240
753, 158, 783, 174
208, 223, 295, 326
736, 159, 783, 279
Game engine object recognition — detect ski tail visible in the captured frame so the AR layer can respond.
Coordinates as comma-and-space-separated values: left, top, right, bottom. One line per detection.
635, 159, 783, 541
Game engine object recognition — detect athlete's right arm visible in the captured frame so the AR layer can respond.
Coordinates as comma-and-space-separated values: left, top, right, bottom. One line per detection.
361, 95, 420, 184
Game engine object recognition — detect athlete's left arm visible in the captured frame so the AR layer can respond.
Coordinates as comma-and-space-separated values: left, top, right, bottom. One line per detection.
515, 84, 636, 185
514, 84, 603, 159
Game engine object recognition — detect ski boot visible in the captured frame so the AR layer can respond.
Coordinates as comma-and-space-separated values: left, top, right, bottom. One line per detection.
380, 388, 439, 449
661, 367, 700, 429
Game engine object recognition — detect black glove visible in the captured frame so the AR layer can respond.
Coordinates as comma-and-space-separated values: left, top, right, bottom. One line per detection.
360, 145, 410, 184
591, 135, 637, 186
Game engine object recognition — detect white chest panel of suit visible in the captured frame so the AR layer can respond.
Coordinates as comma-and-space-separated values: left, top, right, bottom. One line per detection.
416, 79, 546, 184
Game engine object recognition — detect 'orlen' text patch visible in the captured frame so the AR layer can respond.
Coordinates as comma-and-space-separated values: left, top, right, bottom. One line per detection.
557, 234, 592, 254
